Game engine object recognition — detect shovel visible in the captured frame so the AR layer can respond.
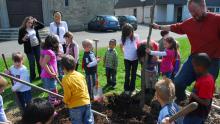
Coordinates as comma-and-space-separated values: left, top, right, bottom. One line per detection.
92, 39, 104, 102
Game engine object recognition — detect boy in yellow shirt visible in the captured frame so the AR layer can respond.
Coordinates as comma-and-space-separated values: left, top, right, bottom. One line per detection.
61, 55, 94, 124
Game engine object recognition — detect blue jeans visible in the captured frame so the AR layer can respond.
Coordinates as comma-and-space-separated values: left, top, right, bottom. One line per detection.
69, 104, 94, 124
16, 90, 32, 111
42, 78, 57, 90
106, 67, 116, 86
184, 115, 205, 124
174, 55, 219, 102
85, 74, 96, 99
124, 59, 138, 92
26, 45, 41, 81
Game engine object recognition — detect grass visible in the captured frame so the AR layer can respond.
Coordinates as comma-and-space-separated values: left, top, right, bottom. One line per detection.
0, 37, 220, 110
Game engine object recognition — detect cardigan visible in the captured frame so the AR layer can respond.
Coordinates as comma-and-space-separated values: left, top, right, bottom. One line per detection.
18, 21, 44, 54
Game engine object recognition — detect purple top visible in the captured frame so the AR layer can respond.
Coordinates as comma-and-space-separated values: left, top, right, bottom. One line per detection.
40, 49, 57, 78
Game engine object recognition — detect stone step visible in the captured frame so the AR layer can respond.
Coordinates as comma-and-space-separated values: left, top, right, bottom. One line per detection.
0, 27, 49, 41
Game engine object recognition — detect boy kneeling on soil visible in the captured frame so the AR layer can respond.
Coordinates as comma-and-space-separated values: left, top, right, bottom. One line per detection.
155, 78, 183, 124
61, 55, 94, 124
183, 53, 215, 124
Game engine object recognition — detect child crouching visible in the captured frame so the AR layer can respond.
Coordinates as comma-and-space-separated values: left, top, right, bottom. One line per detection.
61, 55, 94, 124
155, 78, 183, 124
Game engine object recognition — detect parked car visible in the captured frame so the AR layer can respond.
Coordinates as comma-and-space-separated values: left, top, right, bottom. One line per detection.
88, 15, 120, 31
117, 15, 138, 30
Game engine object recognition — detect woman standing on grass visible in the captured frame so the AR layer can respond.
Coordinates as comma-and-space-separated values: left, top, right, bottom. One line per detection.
120, 23, 140, 96
49, 11, 68, 53
18, 16, 44, 82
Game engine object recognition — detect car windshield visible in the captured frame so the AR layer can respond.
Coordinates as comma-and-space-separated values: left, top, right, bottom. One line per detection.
126, 16, 136, 21
105, 16, 118, 21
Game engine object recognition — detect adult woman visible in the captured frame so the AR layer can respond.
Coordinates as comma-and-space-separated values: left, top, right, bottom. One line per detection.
49, 11, 68, 53
18, 16, 44, 82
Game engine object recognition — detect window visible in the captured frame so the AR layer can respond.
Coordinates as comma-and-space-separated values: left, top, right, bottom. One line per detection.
216, 8, 220, 13
133, 8, 137, 17
207, 8, 215, 12
65, 0, 69, 6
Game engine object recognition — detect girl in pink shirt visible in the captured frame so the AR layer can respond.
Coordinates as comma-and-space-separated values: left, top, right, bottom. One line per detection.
40, 34, 61, 106
146, 37, 178, 79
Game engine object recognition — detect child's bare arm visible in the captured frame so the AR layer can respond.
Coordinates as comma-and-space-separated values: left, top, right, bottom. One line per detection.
190, 93, 211, 106
41, 55, 56, 77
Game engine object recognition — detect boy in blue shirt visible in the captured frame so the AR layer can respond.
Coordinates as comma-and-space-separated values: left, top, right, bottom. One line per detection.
155, 78, 183, 124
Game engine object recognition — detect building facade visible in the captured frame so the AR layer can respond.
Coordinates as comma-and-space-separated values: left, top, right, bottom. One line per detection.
0, 0, 114, 30
115, 0, 220, 24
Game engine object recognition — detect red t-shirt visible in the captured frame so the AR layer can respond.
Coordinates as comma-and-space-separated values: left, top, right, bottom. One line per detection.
194, 74, 215, 99
171, 12, 220, 58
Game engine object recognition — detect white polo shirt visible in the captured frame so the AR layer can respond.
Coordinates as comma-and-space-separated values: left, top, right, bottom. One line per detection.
49, 21, 68, 45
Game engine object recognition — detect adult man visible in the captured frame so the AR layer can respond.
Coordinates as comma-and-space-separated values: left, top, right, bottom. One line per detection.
152, 0, 220, 104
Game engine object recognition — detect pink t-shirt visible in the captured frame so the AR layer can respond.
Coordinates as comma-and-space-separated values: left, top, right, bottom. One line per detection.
40, 49, 58, 78
160, 49, 175, 73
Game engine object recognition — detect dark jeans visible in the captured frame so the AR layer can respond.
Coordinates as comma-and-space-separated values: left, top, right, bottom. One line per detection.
174, 55, 219, 102
26, 45, 41, 81
106, 67, 116, 86
62, 44, 66, 54
16, 90, 32, 111
124, 59, 138, 92
85, 73, 96, 99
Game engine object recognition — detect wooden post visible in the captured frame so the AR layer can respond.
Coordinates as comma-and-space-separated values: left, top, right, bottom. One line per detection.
140, 0, 157, 108
93, 39, 99, 57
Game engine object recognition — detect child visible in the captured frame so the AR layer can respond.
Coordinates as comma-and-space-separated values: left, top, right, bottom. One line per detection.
20, 98, 55, 124
61, 55, 94, 124
183, 53, 214, 124
54, 35, 64, 80
158, 31, 169, 52
146, 37, 178, 79
155, 78, 183, 124
6, 52, 32, 111
64, 32, 79, 70
120, 23, 139, 96
145, 40, 159, 94
103, 39, 118, 88
40, 34, 61, 106
82, 39, 98, 100
0, 76, 11, 123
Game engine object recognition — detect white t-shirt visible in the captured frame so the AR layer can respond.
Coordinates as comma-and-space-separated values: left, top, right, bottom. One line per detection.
26, 28, 39, 47
9, 65, 31, 92
0, 95, 7, 122
120, 35, 139, 61
49, 21, 68, 45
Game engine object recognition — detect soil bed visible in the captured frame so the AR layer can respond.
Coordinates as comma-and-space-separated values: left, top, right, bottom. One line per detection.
6, 93, 220, 124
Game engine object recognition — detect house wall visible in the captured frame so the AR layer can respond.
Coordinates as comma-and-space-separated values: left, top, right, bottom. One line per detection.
154, 5, 167, 23
115, 7, 143, 23
43, 0, 114, 31
182, 5, 191, 21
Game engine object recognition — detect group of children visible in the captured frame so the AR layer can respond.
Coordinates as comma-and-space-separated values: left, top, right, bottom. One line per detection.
0, 22, 216, 124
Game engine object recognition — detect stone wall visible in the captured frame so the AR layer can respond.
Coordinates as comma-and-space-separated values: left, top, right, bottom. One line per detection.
43, 0, 114, 31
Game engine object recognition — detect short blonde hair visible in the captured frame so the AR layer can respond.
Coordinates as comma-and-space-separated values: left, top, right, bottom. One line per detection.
155, 78, 175, 103
0, 76, 7, 89
82, 39, 93, 49
12, 52, 24, 62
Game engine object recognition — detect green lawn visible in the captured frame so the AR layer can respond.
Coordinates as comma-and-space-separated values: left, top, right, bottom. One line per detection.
0, 37, 219, 110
